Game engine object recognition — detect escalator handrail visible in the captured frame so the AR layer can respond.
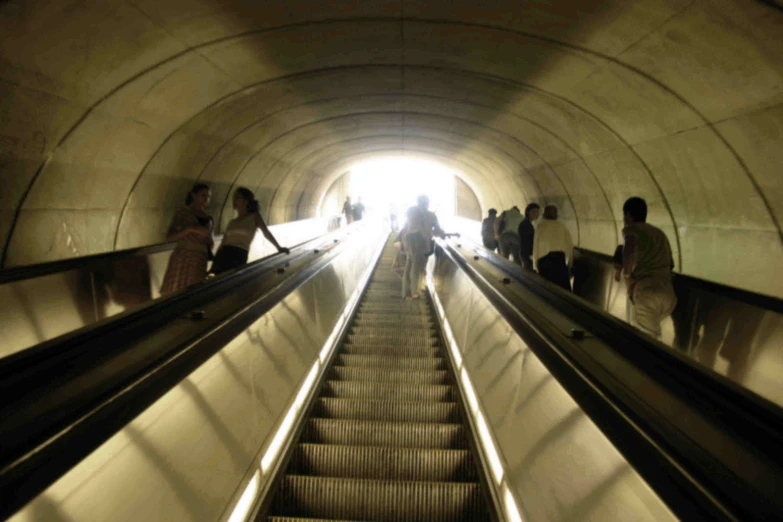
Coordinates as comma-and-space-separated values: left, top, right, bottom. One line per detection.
436, 238, 783, 520
0, 228, 339, 375
573, 246, 783, 314
0, 240, 180, 285
461, 238, 783, 429
0, 225, 361, 519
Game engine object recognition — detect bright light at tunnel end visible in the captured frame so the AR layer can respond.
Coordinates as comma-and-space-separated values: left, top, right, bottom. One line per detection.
321, 156, 459, 223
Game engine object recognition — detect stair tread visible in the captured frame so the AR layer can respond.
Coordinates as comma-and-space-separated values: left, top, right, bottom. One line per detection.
271, 476, 490, 522
288, 444, 477, 482
322, 380, 456, 402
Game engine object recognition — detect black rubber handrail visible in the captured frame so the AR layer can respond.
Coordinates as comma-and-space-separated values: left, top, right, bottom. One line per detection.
0, 226, 356, 518
0, 228, 333, 374
439, 238, 783, 520
573, 246, 783, 314
0, 240, 180, 285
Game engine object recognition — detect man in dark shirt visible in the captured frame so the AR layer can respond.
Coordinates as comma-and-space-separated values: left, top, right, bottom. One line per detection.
352, 197, 366, 221
518, 203, 540, 270
481, 209, 498, 251
342, 197, 353, 224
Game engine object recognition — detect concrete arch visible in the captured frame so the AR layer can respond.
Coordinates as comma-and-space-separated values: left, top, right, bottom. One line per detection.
1, 1, 781, 295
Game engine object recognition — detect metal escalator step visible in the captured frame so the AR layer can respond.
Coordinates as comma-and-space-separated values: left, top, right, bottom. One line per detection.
322, 381, 454, 402
313, 398, 459, 423
265, 517, 367, 522
288, 444, 478, 482
336, 354, 445, 371
354, 313, 433, 325
359, 299, 430, 308
301, 419, 469, 449
350, 326, 435, 338
268, 518, 366, 522
330, 367, 448, 385
345, 334, 439, 347
271, 476, 490, 522
340, 344, 440, 358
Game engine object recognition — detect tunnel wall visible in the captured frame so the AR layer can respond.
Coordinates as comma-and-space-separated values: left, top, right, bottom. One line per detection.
0, 0, 781, 296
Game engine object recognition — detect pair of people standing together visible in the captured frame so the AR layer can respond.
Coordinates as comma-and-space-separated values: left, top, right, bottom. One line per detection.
485, 203, 573, 292
160, 184, 289, 296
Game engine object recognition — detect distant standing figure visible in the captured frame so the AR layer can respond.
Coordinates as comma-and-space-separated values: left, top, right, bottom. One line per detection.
343, 197, 354, 225
494, 206, 524, 264
519, 203, 540, 271
481, 209, 498, 252
402, 195, 445, 300
210, 187, 290, 275
352, 197, 366, 222
534, 205, 573, 291
622, 197, 676, 339
160, 183, 214, 296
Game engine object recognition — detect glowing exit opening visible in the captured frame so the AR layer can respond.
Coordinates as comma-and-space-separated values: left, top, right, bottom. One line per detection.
320, 157, 457, 226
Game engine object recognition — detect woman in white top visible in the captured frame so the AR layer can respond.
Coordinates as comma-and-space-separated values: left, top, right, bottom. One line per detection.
533, 205, 573, 292
210, 187, 289, 275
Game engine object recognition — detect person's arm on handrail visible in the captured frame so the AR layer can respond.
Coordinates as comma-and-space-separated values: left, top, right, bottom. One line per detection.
253, 212, 290, 255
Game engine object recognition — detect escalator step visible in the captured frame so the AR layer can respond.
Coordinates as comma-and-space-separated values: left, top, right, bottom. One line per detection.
267, 518, 363, 522
301, 419, 469, 449
354, 314, 433, 326
313, 398, 460, 423
336, 354, 445, 371
329, 367, 448, 385
266, 517, 364, 522
288, 444, 478, 482
359, 299, 430, 308
321, 381, 454, 402
350, 326, 436, 338
346, 334, 439, 347
340, 344, 440, 357
270, 476, 490, 522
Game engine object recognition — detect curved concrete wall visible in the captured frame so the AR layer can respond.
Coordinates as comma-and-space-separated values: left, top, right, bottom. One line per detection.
1, 0, 781, 296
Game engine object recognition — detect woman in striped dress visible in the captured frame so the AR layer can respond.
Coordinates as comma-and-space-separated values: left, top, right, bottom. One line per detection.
160, 183, 214, 296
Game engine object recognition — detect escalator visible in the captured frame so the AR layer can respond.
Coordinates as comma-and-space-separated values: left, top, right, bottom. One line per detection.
265, 243, 493, 521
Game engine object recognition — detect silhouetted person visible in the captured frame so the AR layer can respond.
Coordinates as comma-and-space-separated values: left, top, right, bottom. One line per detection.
402, 195, 444, 300
622, 197, 676, 339
519, 203, 540, 271
160, 183, 214, 296
481, 208, 498, 251
534, 205, 573, 291
342, 197, 354, 225
352, 197, 366, 221
210, 187, 289, 275
612, 244, 632, 322
494, 205, 524, 264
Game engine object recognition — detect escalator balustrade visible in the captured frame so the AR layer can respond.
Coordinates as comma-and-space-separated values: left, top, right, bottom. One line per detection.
265, 244, 492, 521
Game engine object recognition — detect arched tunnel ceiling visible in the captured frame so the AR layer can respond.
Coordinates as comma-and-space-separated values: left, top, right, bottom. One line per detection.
1, 0, 782, 296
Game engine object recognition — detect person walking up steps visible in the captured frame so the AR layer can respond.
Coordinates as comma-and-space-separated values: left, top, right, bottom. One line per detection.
494, 205, 524, 265
481, 208, 498, 252
402, 195, 445, 300
621, 197, 677, 339
533, 205, 573, 292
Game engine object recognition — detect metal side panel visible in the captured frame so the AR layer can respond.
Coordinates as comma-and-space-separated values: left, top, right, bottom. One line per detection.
8, 222, 387, 522
429, 249, 679, 522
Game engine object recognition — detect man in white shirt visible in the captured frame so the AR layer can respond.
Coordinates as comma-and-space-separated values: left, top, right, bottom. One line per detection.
533, 205, 573, 291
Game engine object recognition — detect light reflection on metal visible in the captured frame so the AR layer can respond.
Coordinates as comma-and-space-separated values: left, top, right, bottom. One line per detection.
503, 483, 524, 522
476, 412, 504, 484
227, 470, 260, 522
320, 313, 346, 362
460, 368, 479, 414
